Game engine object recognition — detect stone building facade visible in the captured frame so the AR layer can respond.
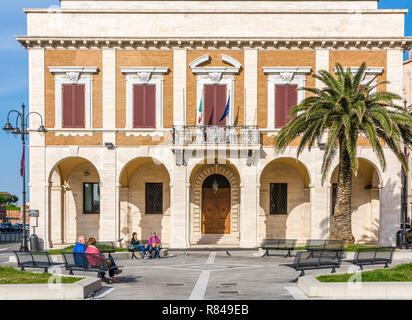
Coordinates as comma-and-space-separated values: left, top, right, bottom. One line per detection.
18, 0, 411, 249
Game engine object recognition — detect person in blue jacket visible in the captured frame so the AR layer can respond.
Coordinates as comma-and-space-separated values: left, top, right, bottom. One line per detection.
73, 235, 87, 266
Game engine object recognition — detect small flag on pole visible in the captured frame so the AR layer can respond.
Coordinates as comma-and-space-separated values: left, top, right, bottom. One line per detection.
219, 94, 230, 122
197, 91, 204, 124
20, 147, 25, 177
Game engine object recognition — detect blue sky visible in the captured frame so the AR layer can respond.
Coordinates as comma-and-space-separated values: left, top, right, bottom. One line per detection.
0, 0, 411, 204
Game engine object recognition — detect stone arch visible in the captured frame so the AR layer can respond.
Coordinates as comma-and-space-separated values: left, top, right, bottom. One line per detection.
258, 157, 311, 243
329, 157, 381, 243
190, 164, 240, 244
47, 156, 101, 247
117, 156, 171, 246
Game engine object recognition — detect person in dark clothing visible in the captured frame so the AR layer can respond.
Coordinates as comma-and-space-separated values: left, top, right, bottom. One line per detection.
130, 232, 149, 259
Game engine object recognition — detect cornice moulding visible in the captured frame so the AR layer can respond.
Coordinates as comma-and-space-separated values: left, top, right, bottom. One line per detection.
119, 66, 169, 74
263, 67, 312, 74
23, 8, 409, 14
48, 66, 98, 74
333, 67, 384, 74
16, 37, 412, 50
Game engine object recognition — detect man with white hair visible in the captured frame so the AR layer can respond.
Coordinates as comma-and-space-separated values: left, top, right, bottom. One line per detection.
73, 235, 87, 253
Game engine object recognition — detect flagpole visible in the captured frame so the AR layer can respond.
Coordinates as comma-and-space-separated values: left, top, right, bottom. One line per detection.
183, 88, 186, 125
244, 88, 246, 127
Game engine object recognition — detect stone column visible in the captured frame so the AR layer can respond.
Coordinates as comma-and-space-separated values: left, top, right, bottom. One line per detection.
309, 184, 330, 240
309, 152, 330, 240
173, 49, 187, 126
239, 165, 259, 247
387, 49, 403, 97
244, 49, 258, 126
99, 148, 117, 242
98, 49, 118, 242
315, 49, 330, 87
50, 185, 63, 245
380, 153, 402, 246
28, 48, 48, 248
170, 165, 189, 248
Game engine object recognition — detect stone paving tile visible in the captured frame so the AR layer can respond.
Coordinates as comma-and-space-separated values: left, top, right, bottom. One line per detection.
2, 250, 411, 300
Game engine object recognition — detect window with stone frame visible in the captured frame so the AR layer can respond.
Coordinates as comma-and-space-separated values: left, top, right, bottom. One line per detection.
83, 183, 100, 214
270, 183, 287, 215
145, 183, 163, 214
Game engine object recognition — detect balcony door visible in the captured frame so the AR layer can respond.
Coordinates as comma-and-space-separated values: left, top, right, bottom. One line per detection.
204, 84, 227, 126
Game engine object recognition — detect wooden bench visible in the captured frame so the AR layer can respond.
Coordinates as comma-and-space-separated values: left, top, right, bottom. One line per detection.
61, 252, 121, 282
260, 239, 297, 257
351, 247, 395, 270
14, 251, 63, 273
291, 249, 342, 280
127, 240, 164, 259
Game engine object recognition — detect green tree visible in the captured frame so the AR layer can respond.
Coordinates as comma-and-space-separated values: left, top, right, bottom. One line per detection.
0, 194, 18, 206
274, 62, 412, 243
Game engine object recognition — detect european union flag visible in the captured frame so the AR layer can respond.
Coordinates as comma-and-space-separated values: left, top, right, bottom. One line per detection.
219, 95, 230, 122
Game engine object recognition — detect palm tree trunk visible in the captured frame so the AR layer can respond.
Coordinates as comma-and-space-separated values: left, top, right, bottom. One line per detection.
330, 143, 355, 244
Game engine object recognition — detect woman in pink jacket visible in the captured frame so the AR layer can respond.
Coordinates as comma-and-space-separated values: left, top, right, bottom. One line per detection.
85, 237, 122, 283
148, 232, 161, 259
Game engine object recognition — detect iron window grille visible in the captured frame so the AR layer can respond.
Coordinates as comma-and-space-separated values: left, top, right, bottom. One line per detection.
146, 183, 163, 214
270, 183, 287, 215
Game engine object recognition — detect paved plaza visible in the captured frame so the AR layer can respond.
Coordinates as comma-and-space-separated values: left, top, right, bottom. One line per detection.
2, 246, 409, 300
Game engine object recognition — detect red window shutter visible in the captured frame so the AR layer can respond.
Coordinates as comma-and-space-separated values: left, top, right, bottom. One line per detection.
74, 85, 85, 128
216, 85, 227, 126
62, 85, 74, 128
144, 85, 156, 128
62, 84, 85, 128
133, 84, 156, 128
275, 84, 297, 128
204, 84, 227, 126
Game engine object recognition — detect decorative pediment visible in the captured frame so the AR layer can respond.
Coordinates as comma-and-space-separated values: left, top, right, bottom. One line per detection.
334, 67, 384, 75
120, 66, 169, 81
333, 67, 384, 81
48, 66, 98, 84
190, 54, 241, 75
263, 67, 312, 84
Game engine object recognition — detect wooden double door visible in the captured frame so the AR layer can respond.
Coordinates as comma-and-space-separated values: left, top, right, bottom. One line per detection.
202, 188, 231, 234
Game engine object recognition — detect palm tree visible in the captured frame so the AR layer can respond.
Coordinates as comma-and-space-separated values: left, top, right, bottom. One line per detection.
274, 62, 412, 243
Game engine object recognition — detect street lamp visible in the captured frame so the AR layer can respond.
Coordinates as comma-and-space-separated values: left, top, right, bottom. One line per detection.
3, 103, 46, 251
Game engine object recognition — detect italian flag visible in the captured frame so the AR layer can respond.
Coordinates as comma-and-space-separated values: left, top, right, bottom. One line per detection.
197, 93, 203, 124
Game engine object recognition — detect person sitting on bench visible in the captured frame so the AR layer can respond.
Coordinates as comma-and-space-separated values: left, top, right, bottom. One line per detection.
85, 237, 122, 283
73, 235, 87, 267
130, 232, 149, 259
148, 232, 161, 259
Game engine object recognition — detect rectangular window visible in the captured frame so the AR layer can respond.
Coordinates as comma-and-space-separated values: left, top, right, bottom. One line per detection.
270, 183, 287, 215
133, 84, 156, 128
275, 84, 297, 128
146, 183, 163, 214
331, 183, 338, 216
83, 183, 100, 214
204, 84, 227, 126
62, 84, 85, 128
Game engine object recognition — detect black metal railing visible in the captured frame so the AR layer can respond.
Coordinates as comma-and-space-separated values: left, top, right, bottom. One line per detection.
0, 231, 22, 243
172, 125, 260, 146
